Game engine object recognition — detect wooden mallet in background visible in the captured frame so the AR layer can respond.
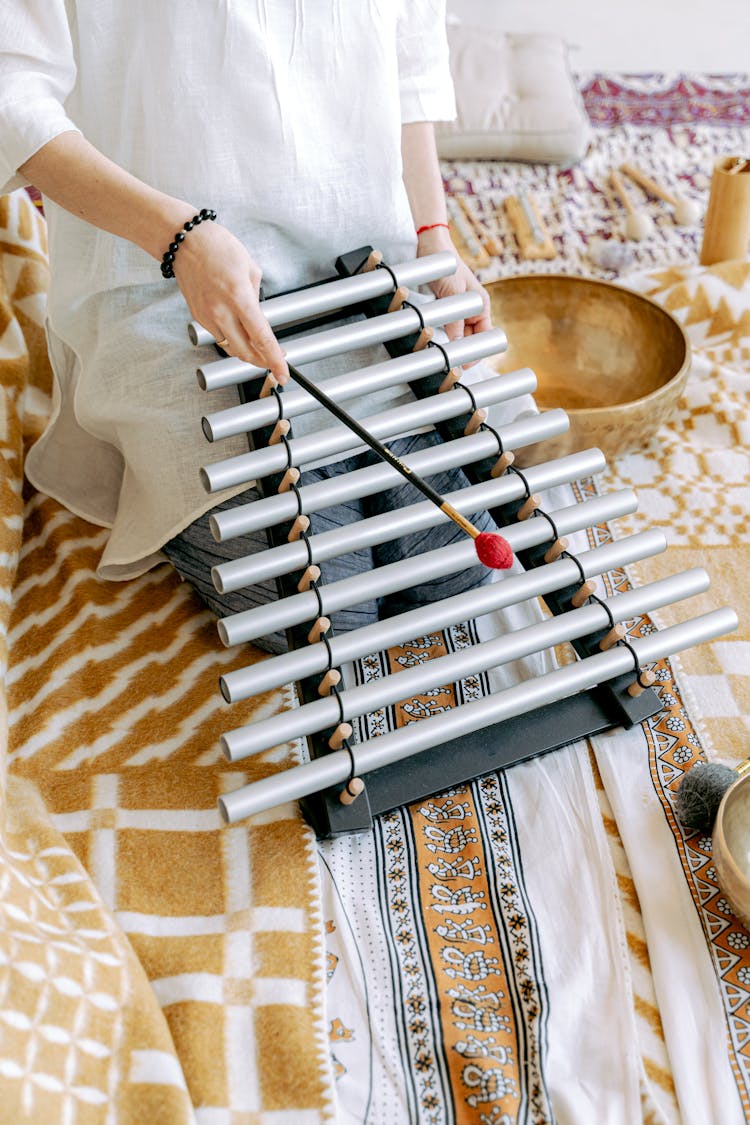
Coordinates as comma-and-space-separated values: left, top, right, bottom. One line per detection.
609, 169, 655, 241
620, 162, 700, 226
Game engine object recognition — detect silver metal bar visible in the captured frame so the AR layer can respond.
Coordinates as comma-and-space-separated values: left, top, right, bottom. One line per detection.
212, 445, 601, 595
211, 409, 569, 543
351, 608, 738, 773
188, 252, 459, 346
200, 367, 537, 494
220, 529, 668, 701
202, 329, 507, 443
218, 607, 738, 821
519, 190, 544, 244
216, 457, 619, 645
220, 569, 711, 761
197, 292, 486, 391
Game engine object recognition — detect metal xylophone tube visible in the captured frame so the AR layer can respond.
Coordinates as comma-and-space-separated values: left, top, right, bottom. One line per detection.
220, 529, 668, 701
220, 569, 711, 761
216, 485, 634, 646
212, 447, 607, 594
188, 251, 460, 346
212, 411, 569, 543
210, 409, 569, 542
200, 367, 537, 494
218, 607, 739, 821
196, 291, 486, 391
202, 329, 508, 443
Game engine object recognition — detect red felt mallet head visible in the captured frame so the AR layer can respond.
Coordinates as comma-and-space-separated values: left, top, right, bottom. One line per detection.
474, 531, 514, 570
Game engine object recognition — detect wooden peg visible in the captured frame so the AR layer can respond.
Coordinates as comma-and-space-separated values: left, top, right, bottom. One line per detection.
297, 565, 321, 592
362, 250, 382, 272
318, 668, 342, 696
269, 417, 291, 445
287, 514, 310, 542
483, 232, 504, 257
339, 777, 365, 805
571, 579, 596, 608
328, 723, 353, 750
439, 368, 462, 393
543, 537, 569, 564
278, 466, 300, 492
517, 494, 541, 521
599, 622, 626, 651
412, 325, 433, 351
388, 285, 409, 312
490, 450, 515, 477
627, 668, 657, 698
260, 373, 279, 398
463, 408, 487, 436
307, 616, 331, 644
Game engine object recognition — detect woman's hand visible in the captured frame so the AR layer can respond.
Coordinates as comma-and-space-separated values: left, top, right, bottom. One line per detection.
18, 134, 289, 381
416, 225, 492, 342
173, 220, 289, 382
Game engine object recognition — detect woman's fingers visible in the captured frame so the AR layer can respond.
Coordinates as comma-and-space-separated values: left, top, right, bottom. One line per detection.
464, 293, 492, 336
240, 312, 289, 382
442, 317, 465, 341
218, 296, 287, 381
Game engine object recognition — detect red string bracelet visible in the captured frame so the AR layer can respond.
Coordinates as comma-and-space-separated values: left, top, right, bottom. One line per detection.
416, 222, 450, 237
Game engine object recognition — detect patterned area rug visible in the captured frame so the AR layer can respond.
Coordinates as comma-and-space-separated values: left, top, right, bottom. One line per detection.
321, 262, 750, 1125
443, 74, 750, 283
317, 74, 750, 1124
579, 73, 750, 127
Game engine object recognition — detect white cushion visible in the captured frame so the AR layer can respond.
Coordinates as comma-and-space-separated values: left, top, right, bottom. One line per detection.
435, 24, 591, 164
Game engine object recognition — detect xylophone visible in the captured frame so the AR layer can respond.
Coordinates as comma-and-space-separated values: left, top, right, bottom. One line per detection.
189, 246, 737, 836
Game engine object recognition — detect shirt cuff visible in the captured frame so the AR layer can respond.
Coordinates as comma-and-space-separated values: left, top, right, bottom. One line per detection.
0, 95, 80, 194
398, 33, 457, 124
400, 76, 457, 125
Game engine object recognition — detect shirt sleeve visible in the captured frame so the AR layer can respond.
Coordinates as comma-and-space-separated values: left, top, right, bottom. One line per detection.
396, 0, 457, 124
0, 1, 80, 194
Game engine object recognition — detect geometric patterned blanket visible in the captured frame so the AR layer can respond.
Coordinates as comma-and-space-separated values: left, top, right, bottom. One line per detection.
0, 189, 333, 1124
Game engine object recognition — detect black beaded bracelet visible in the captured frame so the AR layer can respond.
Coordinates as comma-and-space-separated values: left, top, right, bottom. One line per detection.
160, 208, 217, 278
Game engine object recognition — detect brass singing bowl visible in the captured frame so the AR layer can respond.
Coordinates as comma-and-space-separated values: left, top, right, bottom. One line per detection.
713, 773, 750, 930
485, 275, 691, 462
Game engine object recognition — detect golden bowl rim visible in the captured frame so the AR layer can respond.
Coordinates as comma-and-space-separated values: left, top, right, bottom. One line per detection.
714, 772, 750, 888
485, 273, 692, 418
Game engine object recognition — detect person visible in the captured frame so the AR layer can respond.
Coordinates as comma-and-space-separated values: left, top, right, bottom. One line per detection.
1, 2, 497, 653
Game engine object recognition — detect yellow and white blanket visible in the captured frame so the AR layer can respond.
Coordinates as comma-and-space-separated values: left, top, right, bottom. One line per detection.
0, 189, 334, 1124
2, 182, 750, 1124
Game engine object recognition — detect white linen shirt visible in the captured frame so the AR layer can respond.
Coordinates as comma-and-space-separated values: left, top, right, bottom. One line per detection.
0, 1, 456, 579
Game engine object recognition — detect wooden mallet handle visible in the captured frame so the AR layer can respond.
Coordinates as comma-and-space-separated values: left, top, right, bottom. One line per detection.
609, 170, 635, 214
621, 163, 678, 205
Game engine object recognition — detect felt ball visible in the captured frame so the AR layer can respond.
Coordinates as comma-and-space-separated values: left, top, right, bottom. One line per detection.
675, 762, 737, 831
673, 195, 700, 226
589, 239, 635, 272
624, 211, 655, 241
475, 532, 513, 570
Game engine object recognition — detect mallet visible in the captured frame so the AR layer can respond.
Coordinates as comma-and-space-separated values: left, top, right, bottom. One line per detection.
264, 364, 514, 570
609, 170, 655, 241
620, 163, 700, 226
